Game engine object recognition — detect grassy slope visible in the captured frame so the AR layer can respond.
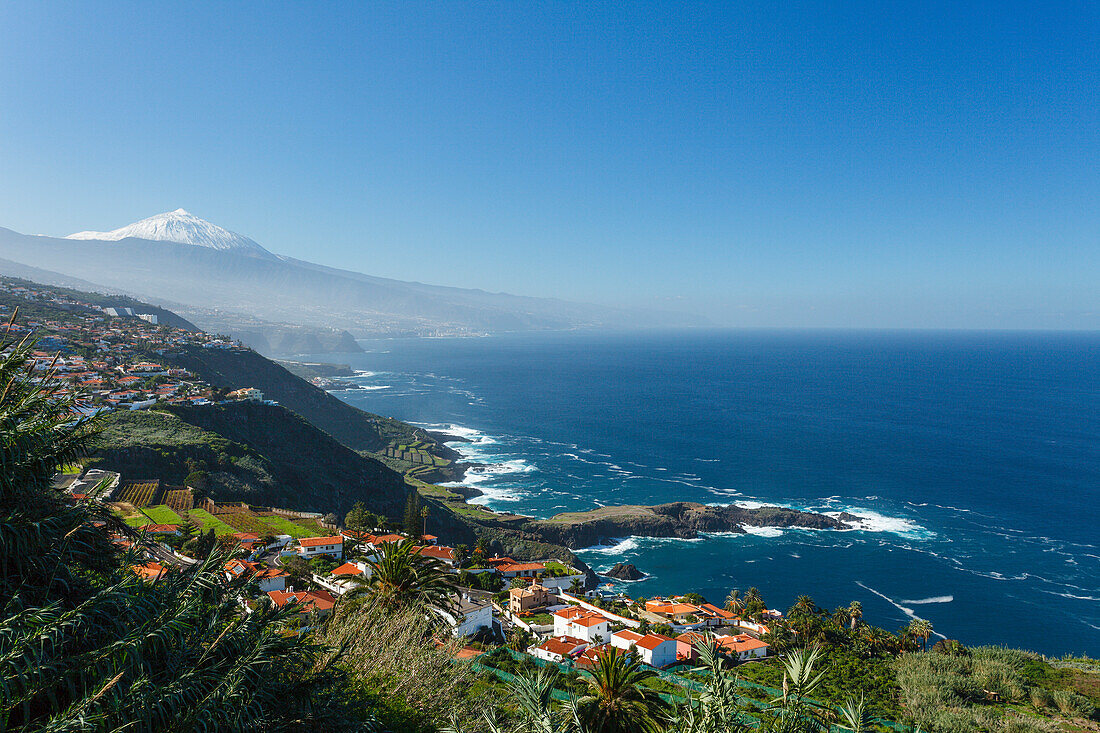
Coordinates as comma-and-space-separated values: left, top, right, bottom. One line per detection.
87, 402, 410, 519
186, 508, 237, 536
166, 345, 426, 453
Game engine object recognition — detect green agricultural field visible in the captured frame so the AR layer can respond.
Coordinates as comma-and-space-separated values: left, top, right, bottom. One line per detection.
259, 515, 322, 539
141, 504, 183, 525
186, 508, 237, 536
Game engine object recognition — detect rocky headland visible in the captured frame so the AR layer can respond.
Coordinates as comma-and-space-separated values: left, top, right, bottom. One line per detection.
527, 501, 851, 549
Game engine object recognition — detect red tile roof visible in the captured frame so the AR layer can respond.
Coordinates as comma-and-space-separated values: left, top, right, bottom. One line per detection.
267, 589, 336, 612
331, 562, 366, 577
635, 633, 675, 651
413, 545, 455, 561
131, 561, 169, 582
717, 634, 769, 653
535, 636, 588, 657
298, 535, 343, 548
495, 561, 546, 573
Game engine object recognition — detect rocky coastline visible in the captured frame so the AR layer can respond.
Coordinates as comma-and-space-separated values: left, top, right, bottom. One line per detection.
526, 501, 852, 549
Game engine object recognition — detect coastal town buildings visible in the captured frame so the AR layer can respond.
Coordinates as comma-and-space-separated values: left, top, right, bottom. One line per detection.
552, 606, 611, 643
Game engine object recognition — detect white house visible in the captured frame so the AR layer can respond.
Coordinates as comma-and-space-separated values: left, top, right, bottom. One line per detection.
224, 559, 289, 593
613, 629, 679, 667
552, 606, 610, 643
531, 636, 587, 664
633, 633, 678, 668
296, 535, 344, 559
718, 634, 770, 660
538, 573, 589, 591
436, 594, 494, 638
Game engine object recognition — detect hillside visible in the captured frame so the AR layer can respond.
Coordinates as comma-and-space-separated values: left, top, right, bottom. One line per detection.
0, 274, 198, 331
164, 344, 456, 466
86, 402, 411, 518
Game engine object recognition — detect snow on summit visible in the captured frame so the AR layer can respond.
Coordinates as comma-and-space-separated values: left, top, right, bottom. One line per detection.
66, 208, 272, 256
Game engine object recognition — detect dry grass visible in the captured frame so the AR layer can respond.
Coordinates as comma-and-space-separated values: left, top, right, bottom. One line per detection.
319, 601, 503, 731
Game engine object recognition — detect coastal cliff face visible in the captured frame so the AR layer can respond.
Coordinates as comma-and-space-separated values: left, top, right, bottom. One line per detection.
527, 501, 849, 549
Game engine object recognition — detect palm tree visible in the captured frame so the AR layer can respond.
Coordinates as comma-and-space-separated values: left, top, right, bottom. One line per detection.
848, 600, 863, 630
577, 645, 667, 733
724, 588, 743, 615
357, 538, 456, 611
507, 625, 534, 652
908, 618, 934, 651
831, 607, 851, 629
792, 595, 817, 616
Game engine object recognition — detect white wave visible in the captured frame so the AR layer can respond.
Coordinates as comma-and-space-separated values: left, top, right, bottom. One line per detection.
825, 508, 932, 540
855, 582, 946, 638
581, 538, 640, 554
353, 385, 391, 391
1040, 590, 1100, 602
743, 526, 784, 538
901, 595, 954, 605
416, 422, 495, 444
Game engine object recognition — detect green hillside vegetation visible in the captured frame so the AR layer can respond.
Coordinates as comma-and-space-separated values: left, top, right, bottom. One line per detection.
185, 507, 238, 536
87, 401, 411, 519
167, 344, 439, 454
141, 504, 183, 525
0, 274, 199, 330
259, 514, 323, 538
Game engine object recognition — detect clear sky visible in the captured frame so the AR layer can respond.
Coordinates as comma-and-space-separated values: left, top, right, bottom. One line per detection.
1, 1, 1098, 328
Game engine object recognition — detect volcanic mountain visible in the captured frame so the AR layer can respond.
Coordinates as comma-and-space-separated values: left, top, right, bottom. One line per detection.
0, 210, 701, 339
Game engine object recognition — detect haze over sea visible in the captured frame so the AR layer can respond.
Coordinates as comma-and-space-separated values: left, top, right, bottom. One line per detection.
311, 330, 1100, 656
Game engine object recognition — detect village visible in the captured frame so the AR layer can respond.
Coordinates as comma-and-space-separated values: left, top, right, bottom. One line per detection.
14, 273, 781, 680
0, 277, 257, 413
63, 462, 781, 683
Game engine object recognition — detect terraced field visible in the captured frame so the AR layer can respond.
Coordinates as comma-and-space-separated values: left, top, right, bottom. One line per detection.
217, 510, 271, 535
258, 515, 322, 539
163, 488, 194, 513
186, 508, 237, 536
118, 481, 160, 507
141, 504, 183, 525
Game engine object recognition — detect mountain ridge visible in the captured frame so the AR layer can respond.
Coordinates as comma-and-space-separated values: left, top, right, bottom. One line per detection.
0, 221, 704, 337
66, 208, 275, 258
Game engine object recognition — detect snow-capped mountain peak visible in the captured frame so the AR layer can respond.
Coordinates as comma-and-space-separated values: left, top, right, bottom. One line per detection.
66, 209, 272, 256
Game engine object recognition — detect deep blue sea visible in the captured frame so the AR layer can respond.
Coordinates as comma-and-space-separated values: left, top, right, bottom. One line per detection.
305, 330, 1100, 656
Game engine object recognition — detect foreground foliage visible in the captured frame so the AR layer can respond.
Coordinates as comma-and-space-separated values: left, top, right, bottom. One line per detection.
0, 331, 367, 732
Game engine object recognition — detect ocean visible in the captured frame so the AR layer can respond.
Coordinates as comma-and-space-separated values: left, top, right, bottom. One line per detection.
306, 330, 1100, 656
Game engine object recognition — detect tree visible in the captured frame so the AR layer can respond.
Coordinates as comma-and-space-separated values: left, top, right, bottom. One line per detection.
724, 588, 743, 615
577, 646, 667, 733
507, 625, 533, 652
569, 577, 585, 594
908, 618, 934, 651
345, 500, 373, 532
453, 543, 470, 567
356, 538, 456, 611
404, 491, 423, 535
848, 600, 863, 630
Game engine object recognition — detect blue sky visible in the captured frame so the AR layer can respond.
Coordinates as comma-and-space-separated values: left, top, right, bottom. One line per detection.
1, 1, 1098, 327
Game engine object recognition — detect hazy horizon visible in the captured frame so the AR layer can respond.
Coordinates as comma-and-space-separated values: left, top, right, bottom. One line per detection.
2, 2, 1097, 329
